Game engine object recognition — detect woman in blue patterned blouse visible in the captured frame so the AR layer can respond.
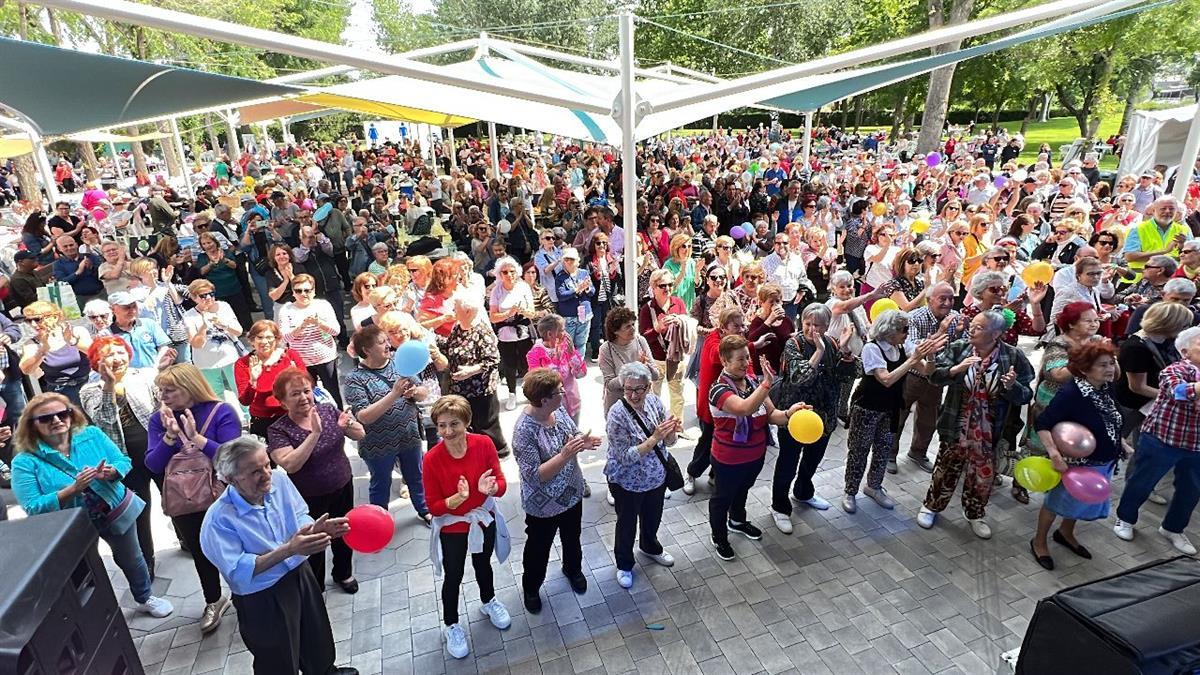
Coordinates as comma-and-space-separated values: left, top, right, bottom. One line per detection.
511, 367, 600, 615
604, 362, 681, 589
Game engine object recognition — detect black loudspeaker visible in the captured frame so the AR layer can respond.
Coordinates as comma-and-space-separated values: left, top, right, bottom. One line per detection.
0, 509, 144, 675
1017, 556, 1200, 675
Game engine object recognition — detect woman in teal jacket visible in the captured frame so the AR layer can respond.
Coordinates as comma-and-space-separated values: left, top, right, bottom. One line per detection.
10, 393, 174, 618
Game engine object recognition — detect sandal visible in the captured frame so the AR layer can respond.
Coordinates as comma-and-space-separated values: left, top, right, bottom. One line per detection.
1011, 485, 1029, 505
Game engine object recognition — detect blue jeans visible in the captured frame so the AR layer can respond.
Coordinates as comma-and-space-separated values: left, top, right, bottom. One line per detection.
1, 375, 27, 464
361, 443, 427, 515
249, 262, 274, 320
1116, 433, 1200, 534
564, 316, 590, 355
101, 524, 153, 604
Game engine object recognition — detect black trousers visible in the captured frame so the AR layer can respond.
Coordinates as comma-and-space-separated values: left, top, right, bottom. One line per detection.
249, 414, 282, 441
772, 430, 831, 514
610, 482, 666, 572
522, 501, 583, 594
440, 522, 496, 626
467, 393, 507, 454
686, 419, 714, 479
307, 360, 343, 408
171, 509, 224, 604
709, 456, 765, 545
497, 338, 531, 395
301, 480, 354, 588
231, 563, 336, 675
220, 291, 255, 334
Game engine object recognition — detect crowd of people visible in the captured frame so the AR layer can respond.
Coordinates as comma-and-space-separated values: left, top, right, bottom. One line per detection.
2, 120, 1200, 670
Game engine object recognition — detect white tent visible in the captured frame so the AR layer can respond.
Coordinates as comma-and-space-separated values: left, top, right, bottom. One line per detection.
1118, 103, 1198, 175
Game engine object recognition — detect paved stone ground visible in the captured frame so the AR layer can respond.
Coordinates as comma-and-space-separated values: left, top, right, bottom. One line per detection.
2, 344, 1192, 675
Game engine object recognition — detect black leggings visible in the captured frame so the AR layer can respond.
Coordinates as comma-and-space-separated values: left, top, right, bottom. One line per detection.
171, 509, 224, 604
306, 360, 343, 408
439, 522, 496, 626
219, 291, 255, 333
301, 480, 355, 587
497, 338, 531, 395
467, 393, 507, 454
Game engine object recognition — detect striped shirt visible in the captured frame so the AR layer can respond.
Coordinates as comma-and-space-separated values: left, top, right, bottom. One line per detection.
708, 373, 769, 465
277, 300, 339, 366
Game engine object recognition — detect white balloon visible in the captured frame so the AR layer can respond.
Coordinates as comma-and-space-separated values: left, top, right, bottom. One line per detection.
497, 219, 512, 234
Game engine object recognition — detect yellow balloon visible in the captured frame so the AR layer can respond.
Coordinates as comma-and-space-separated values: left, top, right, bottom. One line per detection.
869, 298, 899, 322
872, 202, 888, 217
1022, 261, 1054, 286
911, 219, 930, 234
787, 409, 825, 444
243, 176, 256, 189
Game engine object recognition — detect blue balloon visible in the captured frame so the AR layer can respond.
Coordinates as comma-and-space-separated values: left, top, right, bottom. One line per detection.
313, 202, 333, 221
394, 340, 431, 377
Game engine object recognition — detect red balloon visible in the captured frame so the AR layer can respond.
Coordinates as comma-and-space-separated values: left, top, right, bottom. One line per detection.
1051, 422, 1096, 459
343, 504, 395, 554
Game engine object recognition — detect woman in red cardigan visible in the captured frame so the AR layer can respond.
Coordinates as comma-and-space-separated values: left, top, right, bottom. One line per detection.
422, 395, 512, 660
233, 320, 306, 438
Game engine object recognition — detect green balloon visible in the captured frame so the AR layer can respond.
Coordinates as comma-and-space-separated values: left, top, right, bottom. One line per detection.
1014, 456, 1061, 492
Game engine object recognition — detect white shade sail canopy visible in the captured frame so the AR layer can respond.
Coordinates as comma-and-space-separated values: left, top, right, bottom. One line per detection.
1118, 103, 1199, 175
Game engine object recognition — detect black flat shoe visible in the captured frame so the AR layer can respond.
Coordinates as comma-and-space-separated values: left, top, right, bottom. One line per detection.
566, 570, 588, 594
1029, 540, 1054, 570
335, 577, 359, 594
523, 589, 542, 614
1052, 530, 1092, 559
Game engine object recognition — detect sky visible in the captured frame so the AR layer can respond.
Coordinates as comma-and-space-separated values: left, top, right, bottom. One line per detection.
345, 0, 434, 46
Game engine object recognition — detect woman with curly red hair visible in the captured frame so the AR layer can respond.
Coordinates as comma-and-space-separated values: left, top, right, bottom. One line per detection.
1029, 340, 1123, 570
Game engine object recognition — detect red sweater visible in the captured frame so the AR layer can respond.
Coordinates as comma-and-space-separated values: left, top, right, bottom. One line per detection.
697, 331, 755, 424
234, 349, 306, 419
422, 433, 507, 534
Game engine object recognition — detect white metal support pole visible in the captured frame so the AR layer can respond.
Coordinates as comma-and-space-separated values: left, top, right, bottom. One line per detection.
712, 115, 718, 132
278, 117, 292, 146
801, 110, 814, 172
618, 8, 638, 312
30, 132, 61, 207
488, 121, 500, 179
169, 117, 195, 200
1172, 108, 1200, 202
448, 127, 458, 171
108, 141, 123, 178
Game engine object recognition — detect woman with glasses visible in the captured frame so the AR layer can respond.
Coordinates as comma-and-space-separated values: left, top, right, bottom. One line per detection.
712, 235, 741, 281
278, 273, 343, 407
235, 320, 306, 439
801, 226, 837, 303
11, 393, 174, 618
1098, 193, 1142, 233
489, 257, 535, 411
842, 310, 944, 514
1003, 214, 1041, 261
693, 261, 732, 347
586, 232, 622, 361
604, 361, 679, 588
879, 247, 929, 312
1089, 230, 1132, 280
183, 279, 244, 411
349, 272, 379, 328
642, 213, 671, 264
930, 201, 964, 240
662, 233, 699, 312
520, 262, 556, 323
733, 263, 765, 317
398, 255, 432, 314
20, 301, 93, 406
960, 213, 993, 289
747, 283, 794, 372
344, 325, 431, 522
1032, 218, 1085, 268
418, 258, 461, 338
640, 269, 689, 421
194, 232, 253, 332
862, 227, 901, 310
939, 223, 968, 293
1049, 257, 1114, 328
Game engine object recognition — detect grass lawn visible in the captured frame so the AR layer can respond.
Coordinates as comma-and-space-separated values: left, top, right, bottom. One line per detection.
676, 116, 1124, 169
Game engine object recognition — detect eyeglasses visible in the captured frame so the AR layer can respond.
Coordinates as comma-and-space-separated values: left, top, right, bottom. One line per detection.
197, 292, 215, 299
27, 317, 46, 324
1144, 265, 1163, 270
1082, 271, 1103, 277
87, 313, 112, 320
743, 274, 763, 281
656, 283, 672, 289
622, 385, 648, 394
989, 256, 1010, 263
774, 240, 787, 246
33, 409, 72, 425
541, 235, 555, 241
596, 241, 609, 247
1055, 229, 1071, 235
294, 288, 314, 294
986, 286, 1009, 295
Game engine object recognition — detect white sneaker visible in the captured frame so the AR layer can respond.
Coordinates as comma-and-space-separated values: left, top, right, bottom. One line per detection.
137, 595, 174, 618
772, 510, 794, 534
606, 490, 615, 506
917, 507, 937, 529
445, 623, 470, 659
682, 475, 696, 495
480, 599, 511, 629
1113, 519, 1135, 541
797, 495, 831, 511
616, 569, 634, 588
1158, 527, 1197, 555
640, 548, 675, 567
504, 394, 518, 411
841, 494, 857, 514
863, 486, 896, 510
968, 518, 992, 540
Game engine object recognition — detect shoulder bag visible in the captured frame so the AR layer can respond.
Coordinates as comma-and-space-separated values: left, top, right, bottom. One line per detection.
619, 398, 684, 491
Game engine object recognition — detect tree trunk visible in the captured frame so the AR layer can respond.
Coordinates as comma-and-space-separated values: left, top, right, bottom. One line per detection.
1020, 94, 1039, 135
916, 0, 975, 153
991, 103, 1002, 131
78, 142, 100, 181
890, 90, 906, 140
125, 125, 148, 177
853, 97, 865, 133
157, 121, 182, 178
206, 116, 222, 157
16, 3, 29, 41
12, 154, 41, 207
840, 99, 850, 129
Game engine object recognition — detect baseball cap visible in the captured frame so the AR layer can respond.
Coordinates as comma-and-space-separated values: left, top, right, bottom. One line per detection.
108, 291, 137, 306
13, 250, 37, 262
1140, 170, 1156, 179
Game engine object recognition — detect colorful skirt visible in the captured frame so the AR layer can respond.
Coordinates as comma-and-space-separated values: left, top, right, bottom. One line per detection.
1042, 463, 1115, 521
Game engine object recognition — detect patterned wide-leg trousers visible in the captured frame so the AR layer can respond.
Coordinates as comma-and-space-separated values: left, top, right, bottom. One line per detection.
923, 439, 994, 520
844, 406, 894, 496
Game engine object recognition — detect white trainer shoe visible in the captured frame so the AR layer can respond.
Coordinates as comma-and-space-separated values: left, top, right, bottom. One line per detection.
1159, 527, 1197, 555
504, 394, 518, 411
772, 510, 794, 534
137, 596, 174, 618
445, 623, 469, 659
682, 475, 696, 495
797, 495, 831, 510
916, 507, 937, 529
640, 548, 675, 567
480, 599, 511, 629
1113, 519, 1134, 541
968, 518, 992, 539
606, 490, 615, 506
616, 569, 634, 588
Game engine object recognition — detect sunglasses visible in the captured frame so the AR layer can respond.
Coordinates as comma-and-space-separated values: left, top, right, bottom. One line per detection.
656, 283, 672, 289
33, 409, 72, 425
990, 256, 1010, 263
541, 235, 555, 241
743, 275, 763, 281
1096, 240, 1115, 246
294, 288, 314, 294
986, 286, 1009, 295
1055, 230, 1071, 235
87, 313, 112, 320
709, 275, 727, 281
596, 241, 609, 247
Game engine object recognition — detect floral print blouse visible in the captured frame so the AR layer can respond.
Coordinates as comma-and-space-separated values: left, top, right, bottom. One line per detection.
443, 323, 500, 398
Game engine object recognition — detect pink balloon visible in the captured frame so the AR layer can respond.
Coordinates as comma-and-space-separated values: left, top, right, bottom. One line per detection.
343, 504, 395, 554
1061, 467, 1110, 504
1051, 422, 1096, 459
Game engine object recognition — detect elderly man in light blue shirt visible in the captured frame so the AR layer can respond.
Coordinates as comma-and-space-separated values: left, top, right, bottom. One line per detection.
201, 437, 357, 675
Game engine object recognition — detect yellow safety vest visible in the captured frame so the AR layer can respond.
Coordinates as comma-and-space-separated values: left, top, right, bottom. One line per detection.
1127, 219, 1190, 282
